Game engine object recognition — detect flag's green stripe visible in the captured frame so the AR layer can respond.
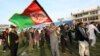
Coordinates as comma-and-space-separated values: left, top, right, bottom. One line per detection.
9, 13, 34, 29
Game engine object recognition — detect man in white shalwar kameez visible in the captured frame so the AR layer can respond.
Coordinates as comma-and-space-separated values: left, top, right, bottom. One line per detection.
88, 22, 100, 47
50, 23, 60, 56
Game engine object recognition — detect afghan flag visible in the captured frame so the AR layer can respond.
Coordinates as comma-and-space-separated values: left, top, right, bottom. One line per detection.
9, 0, 52, 29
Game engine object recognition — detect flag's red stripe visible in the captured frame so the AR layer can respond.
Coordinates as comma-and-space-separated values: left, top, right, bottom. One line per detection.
22, 0, 52, 25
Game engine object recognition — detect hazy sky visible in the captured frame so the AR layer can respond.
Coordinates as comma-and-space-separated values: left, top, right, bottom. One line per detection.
0, 0, 100, 24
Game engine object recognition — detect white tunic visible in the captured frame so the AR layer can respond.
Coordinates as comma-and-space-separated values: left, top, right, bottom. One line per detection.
88, 24, 100, 39
50, 29, 60, 56
50, 29, 58, 46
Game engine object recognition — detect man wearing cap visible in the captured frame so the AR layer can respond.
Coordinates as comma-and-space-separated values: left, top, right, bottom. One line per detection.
9, 25, 19, 56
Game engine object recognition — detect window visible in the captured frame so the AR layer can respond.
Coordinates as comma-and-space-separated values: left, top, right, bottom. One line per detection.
88, 16, 98, 20
74, 15, 78, 17
90, 10, 98, 15
94, 16, 98, 20
74, 14, 83, 18
83, 12, 88, 15
83, 18, 87, 21
77, 14, 82, 17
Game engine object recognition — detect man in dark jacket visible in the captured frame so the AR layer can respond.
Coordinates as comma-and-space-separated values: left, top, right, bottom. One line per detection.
9, 25, 19, 56
59, 24, 68, 53
75, 22, 90, 56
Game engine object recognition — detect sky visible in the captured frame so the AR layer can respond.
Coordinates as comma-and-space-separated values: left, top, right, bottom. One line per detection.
0, 0, 100, 24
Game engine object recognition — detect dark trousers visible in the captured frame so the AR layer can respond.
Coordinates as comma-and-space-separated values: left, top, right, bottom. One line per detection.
10, 43, 18, 56
45, 36, 50, 49
68, 32, 73, 45
61, 35, 68, 53
69, 36, 73, 44
3, 43, 8, 50
2, 40, 9, 50
40, 37, 45, 47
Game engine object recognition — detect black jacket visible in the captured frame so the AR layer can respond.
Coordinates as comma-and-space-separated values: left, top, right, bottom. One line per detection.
9, 31, 19, 48
75, 27, 89, 41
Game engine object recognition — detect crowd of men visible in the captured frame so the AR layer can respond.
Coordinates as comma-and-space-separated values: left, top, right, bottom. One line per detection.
0, 21, 100, 56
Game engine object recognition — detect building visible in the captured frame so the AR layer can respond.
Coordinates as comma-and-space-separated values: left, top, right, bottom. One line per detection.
71, 6, 100, 23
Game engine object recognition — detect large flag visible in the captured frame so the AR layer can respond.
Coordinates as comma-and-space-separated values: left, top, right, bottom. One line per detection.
9, 0, 52, 29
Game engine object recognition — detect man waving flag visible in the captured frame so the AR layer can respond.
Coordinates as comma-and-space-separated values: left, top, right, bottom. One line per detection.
9, 0, 52, 29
